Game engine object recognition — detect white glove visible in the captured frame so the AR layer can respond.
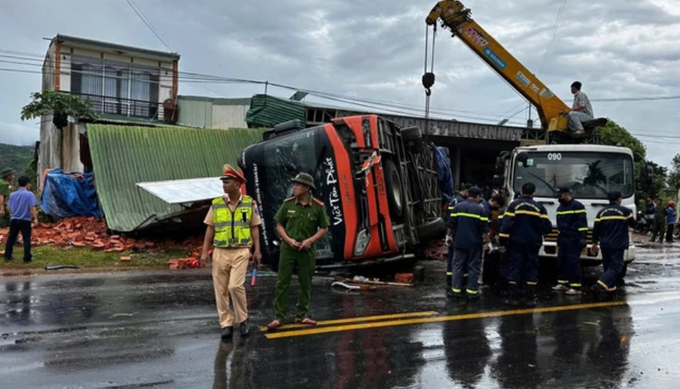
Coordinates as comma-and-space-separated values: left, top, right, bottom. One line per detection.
485, 242, 494, 252
445, 235, 453, 247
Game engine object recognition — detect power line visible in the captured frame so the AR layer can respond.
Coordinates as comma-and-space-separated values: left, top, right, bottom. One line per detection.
592, 95, 680, 102
538, 0, 568, 76
124, 0, 173, 52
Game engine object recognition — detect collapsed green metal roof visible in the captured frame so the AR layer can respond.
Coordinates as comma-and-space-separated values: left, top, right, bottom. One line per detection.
87, 123, 264, 232
245, 94, 306, 128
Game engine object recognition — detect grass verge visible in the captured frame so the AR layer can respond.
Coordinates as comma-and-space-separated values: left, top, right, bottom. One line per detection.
1, 246, 188, 273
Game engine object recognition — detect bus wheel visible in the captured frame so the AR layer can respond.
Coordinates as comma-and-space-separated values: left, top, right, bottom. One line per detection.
401, 126, 422, 143
384, 159, 404, 220
416, 217, 446, 241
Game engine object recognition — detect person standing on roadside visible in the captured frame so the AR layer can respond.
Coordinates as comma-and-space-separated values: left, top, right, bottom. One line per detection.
651, 199, 667, 243
590, 192, 636, 297
666, 201, 676, 243
3, 176, 39, 263
447, 186, 490, 301
201, 164, 262, 340
267, 173, 329, 330
499, 183, 553, 307
552, 187, 588, 296
0, 168, 16, 228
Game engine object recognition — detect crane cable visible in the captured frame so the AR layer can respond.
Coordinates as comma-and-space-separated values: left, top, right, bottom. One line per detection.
423, 24, 437, 142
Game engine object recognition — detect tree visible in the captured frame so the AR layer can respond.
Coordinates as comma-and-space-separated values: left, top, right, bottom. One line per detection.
21, 90, 97, 128
667, 154, 680, 193
597, 120, 665, 202
20, 91, 97, 169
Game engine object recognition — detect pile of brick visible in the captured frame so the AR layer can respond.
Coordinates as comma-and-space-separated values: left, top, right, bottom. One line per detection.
0, 216, 205, 255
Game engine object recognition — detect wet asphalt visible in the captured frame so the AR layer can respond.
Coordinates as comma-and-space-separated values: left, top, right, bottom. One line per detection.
1, 239, 680, 389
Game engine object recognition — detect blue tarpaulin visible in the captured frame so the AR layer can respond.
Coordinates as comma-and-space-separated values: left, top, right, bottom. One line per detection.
434, 145, 454, 204
41, 169, 103, 218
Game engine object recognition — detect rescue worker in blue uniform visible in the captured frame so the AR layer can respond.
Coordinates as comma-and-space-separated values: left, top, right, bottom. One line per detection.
590, 191, 636, 297
499, 183, 553, 307
445, 183, 472, 295
447, 186, 490, 301
552, 187, 588, 295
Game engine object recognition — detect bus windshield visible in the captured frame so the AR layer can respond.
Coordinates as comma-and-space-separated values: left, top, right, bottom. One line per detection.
258, 128, 335, 258
513, 151, 634, 199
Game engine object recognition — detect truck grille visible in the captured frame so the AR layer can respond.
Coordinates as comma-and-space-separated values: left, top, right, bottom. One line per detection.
545, 228, 594, 244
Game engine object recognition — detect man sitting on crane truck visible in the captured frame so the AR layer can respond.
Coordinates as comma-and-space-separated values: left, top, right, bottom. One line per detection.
562, 81, 594, 136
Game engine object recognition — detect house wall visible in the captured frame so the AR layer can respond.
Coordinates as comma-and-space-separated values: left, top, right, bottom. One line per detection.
38, 38, 179, 186
177, 96, 249, 129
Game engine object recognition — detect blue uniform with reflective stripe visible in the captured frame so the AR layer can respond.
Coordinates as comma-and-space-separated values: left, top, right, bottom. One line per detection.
500, 196, 553, 246
556, 199, 588, 239
592, 204, 635, 250
556, 198, 588, 288
592, 203, 635, 291
447, 199, 490, 249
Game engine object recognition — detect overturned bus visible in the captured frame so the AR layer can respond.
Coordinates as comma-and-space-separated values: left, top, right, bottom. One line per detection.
238, 115, 446, 269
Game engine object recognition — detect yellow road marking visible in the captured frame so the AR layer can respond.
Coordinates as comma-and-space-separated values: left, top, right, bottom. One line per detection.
258, 311, 438, 332
265, 301, 627, 339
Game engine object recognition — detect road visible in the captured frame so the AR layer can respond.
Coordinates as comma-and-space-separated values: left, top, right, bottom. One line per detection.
1, 239, 680, 389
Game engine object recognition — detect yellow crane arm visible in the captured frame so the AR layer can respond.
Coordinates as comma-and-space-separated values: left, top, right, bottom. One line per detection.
426, 0, 570, 130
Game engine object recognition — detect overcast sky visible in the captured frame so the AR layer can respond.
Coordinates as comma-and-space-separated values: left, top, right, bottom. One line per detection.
1, 0, 678, 167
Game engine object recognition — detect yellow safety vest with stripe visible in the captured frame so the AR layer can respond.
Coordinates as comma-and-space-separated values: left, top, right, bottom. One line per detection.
212, 195, 253, 248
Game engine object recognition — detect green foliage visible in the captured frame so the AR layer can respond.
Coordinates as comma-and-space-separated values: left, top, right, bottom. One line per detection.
21, 91, 97, 127
667, 154, 680, 193
0, 143, 33, 176
597, 120, 667, 202
599, 120, 646, 159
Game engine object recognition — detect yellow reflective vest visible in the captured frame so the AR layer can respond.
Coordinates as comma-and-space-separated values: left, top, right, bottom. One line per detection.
212, 195, 253, 248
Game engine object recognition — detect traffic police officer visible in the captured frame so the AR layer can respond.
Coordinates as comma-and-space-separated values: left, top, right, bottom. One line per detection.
590, 191, 636, 296
447, 186, 490, 301
201, 164, 262, 339
499, 183, 553, 307
445, 183, 472, 293
552, 187, 588, 295
267, 172, 330, 330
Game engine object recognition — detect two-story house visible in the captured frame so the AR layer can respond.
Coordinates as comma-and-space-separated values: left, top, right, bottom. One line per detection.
40, 34, 180, 175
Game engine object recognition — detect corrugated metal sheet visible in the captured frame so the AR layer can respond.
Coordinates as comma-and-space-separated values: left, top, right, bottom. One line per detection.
177, 97, 213, 129
245, 94, 306, 128
87, 124, 264, 232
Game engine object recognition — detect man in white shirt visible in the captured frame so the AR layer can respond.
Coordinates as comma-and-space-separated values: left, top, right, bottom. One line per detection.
563, 81, 594, 136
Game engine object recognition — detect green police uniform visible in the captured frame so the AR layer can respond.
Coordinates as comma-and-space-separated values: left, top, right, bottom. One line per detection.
0, 178, 11, 228
273, 194, 330, 320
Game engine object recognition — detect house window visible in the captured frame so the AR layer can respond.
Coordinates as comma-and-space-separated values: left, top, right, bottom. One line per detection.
71, 56, 160, 118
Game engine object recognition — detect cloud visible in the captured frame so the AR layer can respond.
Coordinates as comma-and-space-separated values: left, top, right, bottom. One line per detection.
0, 0, 678, 165
0, 122, 39, 146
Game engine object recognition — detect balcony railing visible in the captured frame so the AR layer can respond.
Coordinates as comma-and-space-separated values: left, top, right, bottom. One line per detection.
70, 92, 175, 121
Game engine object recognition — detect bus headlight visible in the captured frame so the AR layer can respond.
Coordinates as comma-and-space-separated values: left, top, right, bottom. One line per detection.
354, 229, 370, 257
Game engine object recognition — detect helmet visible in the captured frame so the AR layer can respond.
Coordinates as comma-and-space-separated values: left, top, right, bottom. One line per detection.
669, 200, 676, 207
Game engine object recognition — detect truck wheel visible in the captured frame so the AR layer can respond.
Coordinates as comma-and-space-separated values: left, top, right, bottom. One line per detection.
416, 217, 446, 241
401, 127, 422, 143
384, 159, 404, 220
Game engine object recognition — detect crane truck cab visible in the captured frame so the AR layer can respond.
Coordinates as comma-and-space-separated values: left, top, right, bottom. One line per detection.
238, 115, 446, 270
498, 144, 637, 266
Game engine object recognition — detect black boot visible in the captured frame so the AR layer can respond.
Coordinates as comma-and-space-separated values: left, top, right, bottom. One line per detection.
221, 326, 234, 340
239, 320, 250, 337
525, 285, 537, 308
504, 284, 519, 307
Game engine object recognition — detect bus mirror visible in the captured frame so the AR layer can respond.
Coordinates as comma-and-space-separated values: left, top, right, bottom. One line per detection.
516, 152, 529, 164
493, 174, 504, 187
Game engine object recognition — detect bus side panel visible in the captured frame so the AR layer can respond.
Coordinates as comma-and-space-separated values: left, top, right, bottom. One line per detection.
325, 126, 359, 259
